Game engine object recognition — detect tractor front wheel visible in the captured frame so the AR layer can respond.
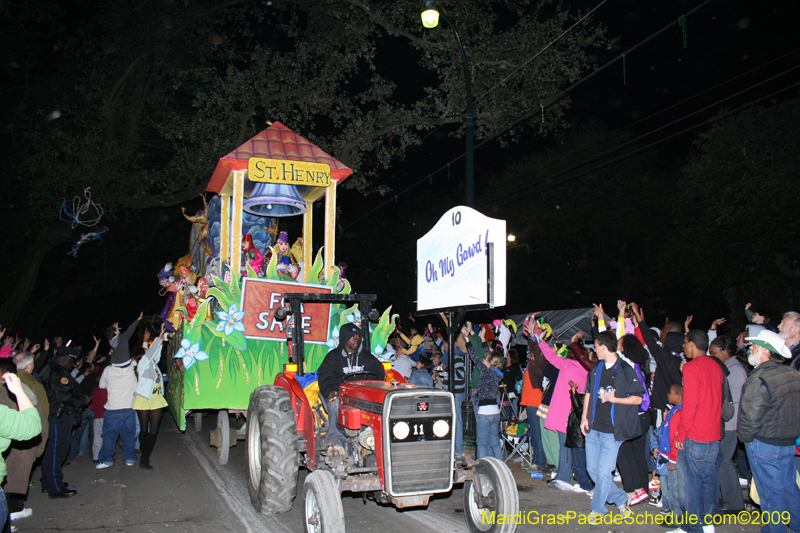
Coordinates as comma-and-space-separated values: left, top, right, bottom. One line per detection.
247, 386, 299, 514
303, 469, 345, 533
463, 457, 519, 533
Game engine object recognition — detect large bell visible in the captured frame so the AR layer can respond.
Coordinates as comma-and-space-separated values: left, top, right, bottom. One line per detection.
242, 182, 307, 217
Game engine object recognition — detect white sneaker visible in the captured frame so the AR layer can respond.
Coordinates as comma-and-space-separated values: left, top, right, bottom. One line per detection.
702, 526, 715, 533
10, 508, 32, 521
571, 484, 589, 493
666, 529, 688, 533
550, 470, 557, 480
613, 471, 622, 482
96, 462, 112, 469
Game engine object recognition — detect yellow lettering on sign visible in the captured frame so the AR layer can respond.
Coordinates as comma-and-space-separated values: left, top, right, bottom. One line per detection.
247, 158, 332, 187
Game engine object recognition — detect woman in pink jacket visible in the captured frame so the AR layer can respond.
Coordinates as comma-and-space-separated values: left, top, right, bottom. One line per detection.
534, 327, 591, 493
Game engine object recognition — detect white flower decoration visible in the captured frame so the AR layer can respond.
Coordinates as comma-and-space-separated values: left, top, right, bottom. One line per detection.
216, 303, 246, 336
174, 338, 210, 370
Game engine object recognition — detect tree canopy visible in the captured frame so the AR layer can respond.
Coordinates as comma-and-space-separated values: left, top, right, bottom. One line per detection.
0, 0, 608, 328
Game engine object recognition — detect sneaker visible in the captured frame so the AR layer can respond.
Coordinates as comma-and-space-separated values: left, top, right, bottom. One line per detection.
666, 529, 688, 533
702, 526, 715, 533
587, 512, 604, 525
550, 470, 557, 480
648, 496, 663, 508
585, 490, 594, 498
649, 478, 661, 491
739, 477, 748, 488
10, 508, 32, 521
95, 462, 112, 469
617, 494, 633, 517
125, 460, 136, 466
630, 488, 649, 505
613, 471, 622, 482
571, 484, 590, 493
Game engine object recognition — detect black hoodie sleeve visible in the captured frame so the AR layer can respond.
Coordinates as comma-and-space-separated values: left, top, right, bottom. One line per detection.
318, 349, 344, 398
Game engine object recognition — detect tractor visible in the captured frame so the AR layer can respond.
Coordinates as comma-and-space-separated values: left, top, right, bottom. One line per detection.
245, 293, 519, 533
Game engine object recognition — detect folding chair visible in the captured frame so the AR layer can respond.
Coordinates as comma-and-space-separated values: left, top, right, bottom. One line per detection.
499, 383, 534, 465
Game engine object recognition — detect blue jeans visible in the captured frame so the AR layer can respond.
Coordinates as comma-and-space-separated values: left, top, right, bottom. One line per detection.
525, 407, 546, 467
585, 430, 626, 515
682, 438, 719, 533
661, 467, 679, 514
571, 447, 594, 491
0, 486, 7, 533
454, 392, 464, 455
69, 408, 94, 458
476, 413, 503, 460
98, 409, 137, 465
555, 431, 573, 484
746, 440, 800, 533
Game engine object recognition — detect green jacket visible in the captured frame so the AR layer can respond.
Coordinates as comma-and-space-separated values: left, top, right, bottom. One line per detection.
0, 406, 42, 483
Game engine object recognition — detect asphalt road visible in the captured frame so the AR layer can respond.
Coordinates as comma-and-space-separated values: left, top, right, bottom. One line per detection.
13, 413, 760, 533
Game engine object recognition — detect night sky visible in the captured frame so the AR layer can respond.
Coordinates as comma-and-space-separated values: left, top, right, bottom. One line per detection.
2, 0, 798, 346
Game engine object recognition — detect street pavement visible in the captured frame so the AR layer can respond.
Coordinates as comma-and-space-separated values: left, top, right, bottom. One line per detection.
12, 414, 760, 532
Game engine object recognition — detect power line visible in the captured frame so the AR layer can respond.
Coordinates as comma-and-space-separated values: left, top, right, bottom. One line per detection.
487, 80, 800, 211
478, 0, 608, 101
481, 64, 800, 208
371, 82, 800, 252
343, 0, 721, 229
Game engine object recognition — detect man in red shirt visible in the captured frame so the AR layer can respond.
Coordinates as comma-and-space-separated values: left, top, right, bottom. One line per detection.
670, 330, 722, 533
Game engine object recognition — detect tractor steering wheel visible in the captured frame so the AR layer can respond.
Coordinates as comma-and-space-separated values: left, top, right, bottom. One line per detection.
343, 370, 379, 382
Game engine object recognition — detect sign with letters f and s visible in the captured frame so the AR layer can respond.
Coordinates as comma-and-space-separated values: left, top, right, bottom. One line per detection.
240, 278, 333, 343
416, 207, 506, 313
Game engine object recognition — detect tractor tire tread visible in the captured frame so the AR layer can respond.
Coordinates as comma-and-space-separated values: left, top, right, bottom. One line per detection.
247, 386, 299, 515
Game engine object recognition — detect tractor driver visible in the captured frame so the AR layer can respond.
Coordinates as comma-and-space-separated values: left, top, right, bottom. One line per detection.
317, 323, 385, 457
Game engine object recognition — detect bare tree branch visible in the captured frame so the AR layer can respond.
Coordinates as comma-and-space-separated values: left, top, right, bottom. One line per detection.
346, 0, 442, 49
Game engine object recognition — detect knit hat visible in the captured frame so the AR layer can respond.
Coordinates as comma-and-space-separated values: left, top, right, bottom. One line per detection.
277, 231, 289, 244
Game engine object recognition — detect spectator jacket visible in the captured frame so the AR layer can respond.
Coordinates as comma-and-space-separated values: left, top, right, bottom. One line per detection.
39, 360, 84, 424
135, 337, 163, 400
583, 356, 645, 441
676, 355, 722, 444
639, 321, 684, 411
467, 343, 502, 406
738, 360, 800, 446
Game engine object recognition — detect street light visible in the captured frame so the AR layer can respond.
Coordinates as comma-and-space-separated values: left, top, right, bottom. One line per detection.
421, 0, 475, 208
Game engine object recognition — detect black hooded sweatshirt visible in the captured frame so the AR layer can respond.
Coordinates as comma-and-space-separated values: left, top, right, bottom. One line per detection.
318, 323, 385, 398
639, 320, 684, 411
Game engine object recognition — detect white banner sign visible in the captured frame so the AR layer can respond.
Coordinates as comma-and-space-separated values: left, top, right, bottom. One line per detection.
416, 206, 506, 312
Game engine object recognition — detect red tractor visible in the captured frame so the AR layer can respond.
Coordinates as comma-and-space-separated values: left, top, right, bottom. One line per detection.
245, 293, 519, 533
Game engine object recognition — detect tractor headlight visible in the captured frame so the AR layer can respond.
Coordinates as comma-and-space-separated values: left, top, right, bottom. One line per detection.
392, 421, 410, 440
432, 419, 450, 438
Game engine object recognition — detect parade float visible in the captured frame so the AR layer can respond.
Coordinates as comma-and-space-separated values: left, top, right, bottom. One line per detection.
162, 122, 396, 463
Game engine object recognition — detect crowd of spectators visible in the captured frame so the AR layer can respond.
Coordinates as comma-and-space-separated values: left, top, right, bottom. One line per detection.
2, 299, 799, 532
0, 314, 168, 531
384, 302, 800, 532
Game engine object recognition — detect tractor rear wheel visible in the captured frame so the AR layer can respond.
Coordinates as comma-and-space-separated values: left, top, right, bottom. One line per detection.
303, 469, 345, 533
247, 386, 298, 514
463, 457, 519, 533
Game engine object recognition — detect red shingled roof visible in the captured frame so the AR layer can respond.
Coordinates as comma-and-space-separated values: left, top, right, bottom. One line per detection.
206, 122, 353, 193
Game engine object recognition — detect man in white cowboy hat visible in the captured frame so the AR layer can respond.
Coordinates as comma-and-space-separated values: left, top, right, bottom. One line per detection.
738, 329, 800, 533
